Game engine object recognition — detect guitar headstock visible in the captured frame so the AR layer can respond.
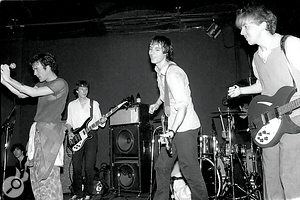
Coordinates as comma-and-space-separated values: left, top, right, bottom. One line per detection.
121, 96, 133, 108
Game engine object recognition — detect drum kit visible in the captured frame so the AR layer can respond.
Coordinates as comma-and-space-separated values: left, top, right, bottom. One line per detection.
151, 105, 263, 200
200, 108, 263, 200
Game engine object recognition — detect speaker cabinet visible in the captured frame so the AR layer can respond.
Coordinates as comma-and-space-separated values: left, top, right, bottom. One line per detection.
109, 104, 152, 193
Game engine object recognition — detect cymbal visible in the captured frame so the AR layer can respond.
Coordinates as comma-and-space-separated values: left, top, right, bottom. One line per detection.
211, 110, 246, 115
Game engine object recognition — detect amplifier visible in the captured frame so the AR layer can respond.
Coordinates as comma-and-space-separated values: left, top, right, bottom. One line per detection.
110, 103, 149, 126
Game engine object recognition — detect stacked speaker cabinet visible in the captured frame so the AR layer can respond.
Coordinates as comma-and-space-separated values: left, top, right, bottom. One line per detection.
109, 103, 152, 193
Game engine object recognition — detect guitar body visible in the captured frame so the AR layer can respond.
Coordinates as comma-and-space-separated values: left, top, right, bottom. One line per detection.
248, 86, 300, 148
68, 117, 94, 152
68, 101, 128, 152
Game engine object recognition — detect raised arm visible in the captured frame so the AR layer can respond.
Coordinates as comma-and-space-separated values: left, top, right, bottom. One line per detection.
1, 64, 53, 98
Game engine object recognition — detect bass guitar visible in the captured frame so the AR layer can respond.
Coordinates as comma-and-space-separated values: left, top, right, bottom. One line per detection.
248, 86, 300, 148
161, 114, 173, 157
68, 101, 128, 152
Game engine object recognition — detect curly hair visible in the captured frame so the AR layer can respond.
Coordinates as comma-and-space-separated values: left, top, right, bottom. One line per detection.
29, 52, 58, 74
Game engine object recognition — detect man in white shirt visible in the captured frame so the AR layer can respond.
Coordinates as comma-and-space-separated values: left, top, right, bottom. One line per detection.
66, 80, 106, 200
149, 35, 208, 200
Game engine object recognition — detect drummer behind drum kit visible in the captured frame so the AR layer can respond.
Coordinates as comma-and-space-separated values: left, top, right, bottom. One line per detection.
199, 108, 263, 200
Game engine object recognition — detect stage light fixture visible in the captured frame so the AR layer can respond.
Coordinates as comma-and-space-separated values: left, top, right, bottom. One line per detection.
206, 22, 221, 39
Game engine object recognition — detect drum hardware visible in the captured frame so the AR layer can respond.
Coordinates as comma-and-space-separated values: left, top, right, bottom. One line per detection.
199, 131, 220, 199
215, 107, 262, 200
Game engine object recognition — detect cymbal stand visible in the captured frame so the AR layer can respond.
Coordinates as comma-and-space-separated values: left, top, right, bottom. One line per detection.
212, 135, 218, 200
248, 138, 262, 191
226, 111, 236, 200
218, 107, 236, 199
149, 126, 161, 200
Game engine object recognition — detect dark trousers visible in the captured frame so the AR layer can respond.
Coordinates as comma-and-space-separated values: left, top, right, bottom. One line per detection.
72, 130, 98, 196
153, 128, 208, 200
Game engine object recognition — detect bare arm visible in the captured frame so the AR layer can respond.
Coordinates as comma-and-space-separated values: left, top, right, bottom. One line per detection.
167, 69, 188, 132
149, 97, 163, 114
1, 64, 53, 98
285, 36, 300, 73
228, 80, 262, 98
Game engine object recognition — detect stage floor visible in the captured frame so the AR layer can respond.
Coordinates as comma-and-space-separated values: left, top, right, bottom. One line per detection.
63, 192, 150, 200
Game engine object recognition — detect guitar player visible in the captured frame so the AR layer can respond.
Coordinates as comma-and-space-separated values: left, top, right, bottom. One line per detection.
66, 80, 107, 200
148, 35, 208, 200
228, 5, 300, 200
10, 143, 34, 200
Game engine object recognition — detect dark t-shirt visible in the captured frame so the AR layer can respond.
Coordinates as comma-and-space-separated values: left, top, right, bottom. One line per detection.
34, 78, 69, 123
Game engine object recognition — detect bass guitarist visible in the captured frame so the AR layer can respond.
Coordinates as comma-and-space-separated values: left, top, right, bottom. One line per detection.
66, 80, 107, 200
228, 5, 300, 200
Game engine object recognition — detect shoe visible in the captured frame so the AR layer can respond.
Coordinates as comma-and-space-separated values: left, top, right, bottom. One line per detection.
84, 195, 91, 200
69, 195, 83, 200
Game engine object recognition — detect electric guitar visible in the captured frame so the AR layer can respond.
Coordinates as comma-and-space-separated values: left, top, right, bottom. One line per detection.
248, 86, 300, 148
68, 101, 128, 152
3, 167, 29, 198
161, 114, 173, 156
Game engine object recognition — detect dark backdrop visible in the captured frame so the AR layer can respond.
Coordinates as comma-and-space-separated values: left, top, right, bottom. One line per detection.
1, 27, 250, 167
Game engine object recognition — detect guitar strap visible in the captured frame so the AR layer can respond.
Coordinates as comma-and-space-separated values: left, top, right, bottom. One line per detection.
280, 35, 297, 89
90, 99, 94, 119
164, 63, 174, 117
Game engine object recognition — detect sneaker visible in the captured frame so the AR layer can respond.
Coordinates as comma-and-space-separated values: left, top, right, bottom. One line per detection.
84, 195, 91, 200
69, 195, 83, 200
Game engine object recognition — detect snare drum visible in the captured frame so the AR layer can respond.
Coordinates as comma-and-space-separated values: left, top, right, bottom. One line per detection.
200, 135, 218, 156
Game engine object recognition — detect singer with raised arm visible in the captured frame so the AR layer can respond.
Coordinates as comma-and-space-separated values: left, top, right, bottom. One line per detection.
228, 5, 300, 199
1, 53, 69, 200
148, 35, 208, 200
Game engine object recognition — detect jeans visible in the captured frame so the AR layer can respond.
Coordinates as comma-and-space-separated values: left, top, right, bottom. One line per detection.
71, 130, 98, 196
153, 128, 208, 200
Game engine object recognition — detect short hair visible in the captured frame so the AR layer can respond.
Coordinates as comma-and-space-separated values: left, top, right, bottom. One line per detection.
150, 35, 174, 61
73, 80, 89, 97
10, 143, 26, 154
29, 52, 58, 74
236, 5, 277, 34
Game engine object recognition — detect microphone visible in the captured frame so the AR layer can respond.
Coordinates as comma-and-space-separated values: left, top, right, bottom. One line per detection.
9, 63, 16, 69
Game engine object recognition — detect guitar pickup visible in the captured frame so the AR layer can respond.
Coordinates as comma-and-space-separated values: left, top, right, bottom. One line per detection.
261, 112, 269, 125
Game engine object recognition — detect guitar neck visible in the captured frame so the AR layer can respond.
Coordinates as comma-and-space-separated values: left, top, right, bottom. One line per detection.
85, 102, 126, 133
278, 98, 300, 115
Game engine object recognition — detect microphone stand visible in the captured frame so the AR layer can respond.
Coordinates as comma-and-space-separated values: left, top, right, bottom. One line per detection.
1, 106, 16, 200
